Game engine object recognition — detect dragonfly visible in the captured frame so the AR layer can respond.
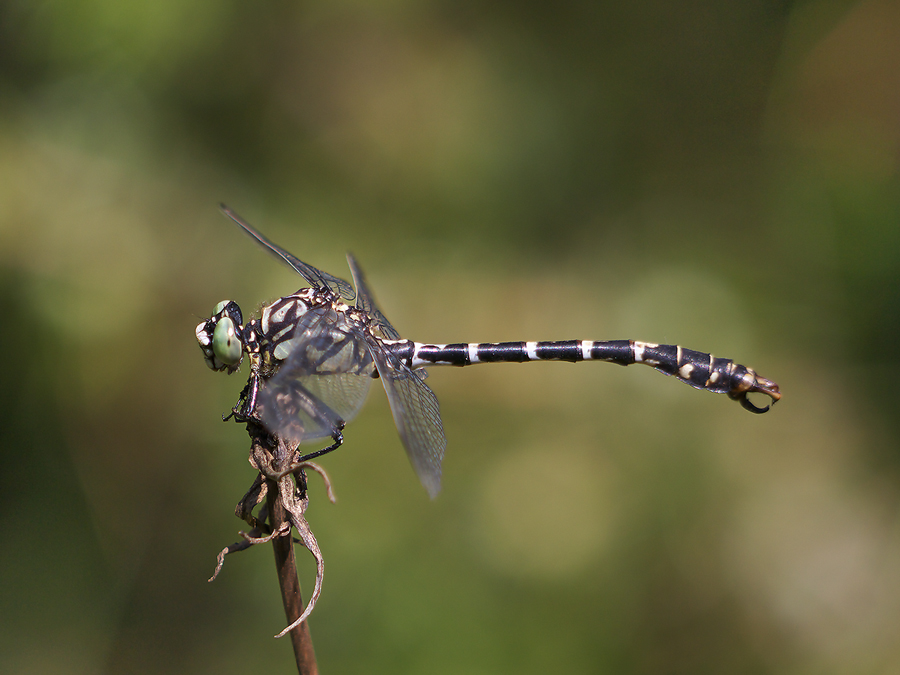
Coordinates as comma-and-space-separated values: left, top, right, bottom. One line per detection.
197, 206, 781, 497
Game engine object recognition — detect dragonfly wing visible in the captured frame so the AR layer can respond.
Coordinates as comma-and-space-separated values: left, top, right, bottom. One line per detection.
368, 338, 446, 498
346, 254, 445, 494
346, 253, 401, 340
221, 205, 356, 302
259, 306, 375, 447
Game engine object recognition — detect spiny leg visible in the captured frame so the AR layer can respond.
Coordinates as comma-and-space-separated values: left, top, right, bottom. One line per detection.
296, 421, 345, 463
271, 422, 347, 480
223, 367, 262, 424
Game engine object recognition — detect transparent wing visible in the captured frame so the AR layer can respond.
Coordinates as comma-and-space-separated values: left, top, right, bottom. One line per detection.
345, 253, 401, 340
221, 204, 356, 302
367, 339, 446, 498
346, 253, 445, 495
259, 305, 375, 447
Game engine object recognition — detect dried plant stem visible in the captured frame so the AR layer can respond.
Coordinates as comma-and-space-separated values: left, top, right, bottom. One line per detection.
237, 422, 320, 675
267, 479, 319, 675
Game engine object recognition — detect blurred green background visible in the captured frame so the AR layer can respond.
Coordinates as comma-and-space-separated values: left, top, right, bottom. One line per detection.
2, 1, 900, 673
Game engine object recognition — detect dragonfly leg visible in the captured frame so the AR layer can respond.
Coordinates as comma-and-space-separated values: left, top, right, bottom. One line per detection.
296, 421, 346, 464
269, 423, 346, 480
226, 367, 261, 423
223, 381, 250, 422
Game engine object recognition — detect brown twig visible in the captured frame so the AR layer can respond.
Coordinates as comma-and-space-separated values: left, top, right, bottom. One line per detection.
209, 419, 325, 674
253, 424, 320, 675
267, 470, 318, 674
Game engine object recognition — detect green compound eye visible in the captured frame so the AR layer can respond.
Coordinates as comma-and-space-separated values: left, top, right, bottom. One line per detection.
212, 317, 242, 366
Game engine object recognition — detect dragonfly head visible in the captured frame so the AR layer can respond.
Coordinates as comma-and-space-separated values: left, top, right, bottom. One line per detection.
196, 300, 245, 373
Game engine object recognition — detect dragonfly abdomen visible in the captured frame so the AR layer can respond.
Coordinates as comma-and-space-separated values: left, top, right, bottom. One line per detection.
403, 339, 781, 413
407, 340, 588, 366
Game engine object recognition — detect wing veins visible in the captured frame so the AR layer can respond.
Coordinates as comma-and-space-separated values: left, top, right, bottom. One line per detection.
221, 204, 356, 301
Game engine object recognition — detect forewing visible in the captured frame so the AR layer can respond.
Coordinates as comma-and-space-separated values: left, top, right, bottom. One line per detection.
259, 306, 374, 447
221, 205, 356, 302
346, 253, 401, 340
367, 337, 446, 498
